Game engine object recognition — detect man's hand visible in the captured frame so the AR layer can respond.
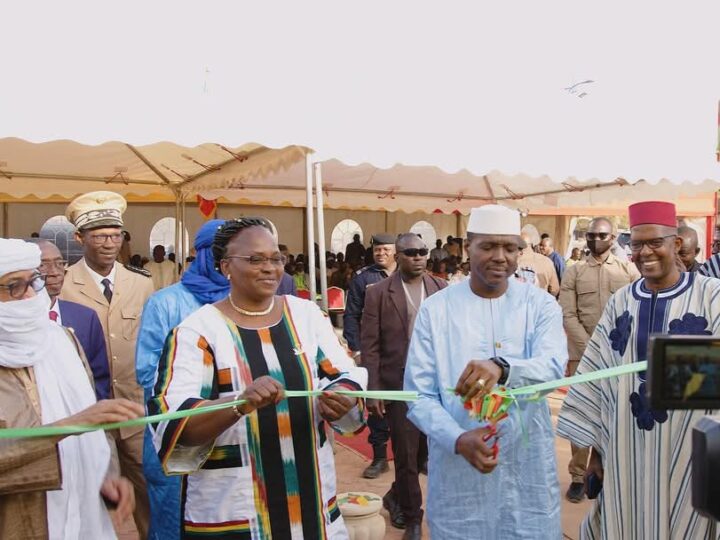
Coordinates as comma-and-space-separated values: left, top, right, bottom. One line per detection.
101, 476, 135, 521
455, 426, 499, 474
239, 376, 285, 415
455, 360, 502, 400
585, 447, 603, 482
367, 398, 385, 418
55, 399, 144, 428
317, 391, 357, 422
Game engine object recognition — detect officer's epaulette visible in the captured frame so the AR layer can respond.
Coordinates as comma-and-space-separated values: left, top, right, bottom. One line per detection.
124, 264, 152, 278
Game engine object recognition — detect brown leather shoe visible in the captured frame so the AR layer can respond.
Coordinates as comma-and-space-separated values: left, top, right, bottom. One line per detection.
362, 458, 389, 479
382, 490, 406, 529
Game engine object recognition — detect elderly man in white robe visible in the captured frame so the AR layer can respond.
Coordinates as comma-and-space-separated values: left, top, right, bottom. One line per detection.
404, 205, 567, 539
0, 239, 143, 539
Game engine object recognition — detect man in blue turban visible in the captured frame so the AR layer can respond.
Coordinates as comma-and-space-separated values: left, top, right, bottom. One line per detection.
136, 219, 230, 539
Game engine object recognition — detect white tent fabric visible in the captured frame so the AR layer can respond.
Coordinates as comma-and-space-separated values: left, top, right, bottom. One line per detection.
198, 159, 717, 215
0, 138, 308, 199
1, 1, 719, 187
1, 137, 713, 215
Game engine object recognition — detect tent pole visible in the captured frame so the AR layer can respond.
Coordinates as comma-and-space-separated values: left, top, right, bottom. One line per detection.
314, 163, 329, 312
1, 202, 7, 237
181, 193, 187, 271
305, 154, 317, 302
174, 190, 181, 279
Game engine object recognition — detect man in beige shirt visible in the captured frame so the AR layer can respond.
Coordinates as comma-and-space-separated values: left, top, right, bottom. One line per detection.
60, 191, 154, 538
517, 232, 560, 297
558, 217, 640, 503
144, 244, 177, 291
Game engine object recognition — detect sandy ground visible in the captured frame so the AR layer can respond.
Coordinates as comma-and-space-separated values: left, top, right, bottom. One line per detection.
117, 392, 592, 539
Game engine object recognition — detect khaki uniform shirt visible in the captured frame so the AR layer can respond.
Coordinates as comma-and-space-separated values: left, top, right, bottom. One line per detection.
61, 260, 153, 437
558, 253, 641, 360
144, 260, 177, 291
517, 249, 561, 297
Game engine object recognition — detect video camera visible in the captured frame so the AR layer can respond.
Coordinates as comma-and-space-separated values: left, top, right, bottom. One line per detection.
648, 336, 720, 521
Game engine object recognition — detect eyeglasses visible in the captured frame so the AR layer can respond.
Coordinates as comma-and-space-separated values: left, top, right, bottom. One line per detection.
629, 235, 676, 252
585, 232, 612, 241
226, 255, 287, 266
86, 233, 124, 245
0, 273, 46, 299
400, 248, 429, 257
39, 260, 68, 272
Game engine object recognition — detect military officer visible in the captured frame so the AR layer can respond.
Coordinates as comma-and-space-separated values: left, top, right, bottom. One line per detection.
558, 216, 640, 503
343, 233, 396, 478
61, 191, 154, 538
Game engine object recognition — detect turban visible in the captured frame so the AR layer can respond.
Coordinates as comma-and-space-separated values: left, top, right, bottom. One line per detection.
628, 201, 677, 228
181, 220, 230, 304
0, 239, 41, 278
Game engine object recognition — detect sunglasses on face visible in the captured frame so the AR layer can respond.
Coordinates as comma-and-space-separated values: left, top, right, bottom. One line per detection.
400, 248, 429, 257
0, 273, 46, 299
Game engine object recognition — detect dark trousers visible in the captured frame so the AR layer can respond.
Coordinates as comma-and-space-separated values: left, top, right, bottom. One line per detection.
368, 413, 390, 459
386, 401, 424, 525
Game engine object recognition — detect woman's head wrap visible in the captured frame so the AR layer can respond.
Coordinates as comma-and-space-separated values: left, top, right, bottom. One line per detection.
180, 220, 230, 304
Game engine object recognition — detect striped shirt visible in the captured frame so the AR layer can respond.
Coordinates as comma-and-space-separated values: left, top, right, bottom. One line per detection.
150, 297, 367, 539
557, 273, 719, 539
698, 253, 720, 279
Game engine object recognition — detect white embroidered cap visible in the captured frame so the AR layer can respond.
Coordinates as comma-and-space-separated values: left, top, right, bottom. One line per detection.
467, 205, 521, 236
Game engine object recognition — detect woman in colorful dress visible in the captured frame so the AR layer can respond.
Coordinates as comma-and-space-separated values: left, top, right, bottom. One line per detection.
150, 218, 367, 539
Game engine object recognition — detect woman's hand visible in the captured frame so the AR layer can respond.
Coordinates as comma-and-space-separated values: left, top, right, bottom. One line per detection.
238, 376, 285, 415
317, 391, 357, 422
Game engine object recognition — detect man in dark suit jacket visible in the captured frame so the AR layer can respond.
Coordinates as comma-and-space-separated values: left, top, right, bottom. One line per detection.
361, 233, 447, 540
36, 239, 111, 400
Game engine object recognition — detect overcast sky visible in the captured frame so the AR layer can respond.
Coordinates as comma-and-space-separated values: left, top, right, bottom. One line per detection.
1, 0, 718, 182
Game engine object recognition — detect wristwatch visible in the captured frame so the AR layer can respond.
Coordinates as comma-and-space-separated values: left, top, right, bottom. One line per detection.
490, 356, 510, 385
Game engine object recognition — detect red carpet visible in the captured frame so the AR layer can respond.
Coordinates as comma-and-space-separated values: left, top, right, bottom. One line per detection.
337, 430, 394, 461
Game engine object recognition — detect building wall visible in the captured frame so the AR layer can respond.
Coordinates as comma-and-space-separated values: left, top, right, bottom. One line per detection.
2, 201, 459, 259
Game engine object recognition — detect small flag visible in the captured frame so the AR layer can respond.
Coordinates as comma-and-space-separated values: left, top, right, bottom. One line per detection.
197, 195, 217, 219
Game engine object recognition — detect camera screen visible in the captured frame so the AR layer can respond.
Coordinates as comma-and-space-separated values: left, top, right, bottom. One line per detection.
662, 343, 720, 402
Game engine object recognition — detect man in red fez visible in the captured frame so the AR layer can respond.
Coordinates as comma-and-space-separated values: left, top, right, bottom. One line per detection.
558, 201, 719, 539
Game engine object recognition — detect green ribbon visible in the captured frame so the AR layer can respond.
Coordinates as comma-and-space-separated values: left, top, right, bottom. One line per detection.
0, 389, 418, 440
496, 360, 647, 400
0, 361, 650, 440
449, 361, 647, 400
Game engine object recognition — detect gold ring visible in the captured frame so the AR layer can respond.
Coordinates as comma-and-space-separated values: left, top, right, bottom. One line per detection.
476, 379, 487, 389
